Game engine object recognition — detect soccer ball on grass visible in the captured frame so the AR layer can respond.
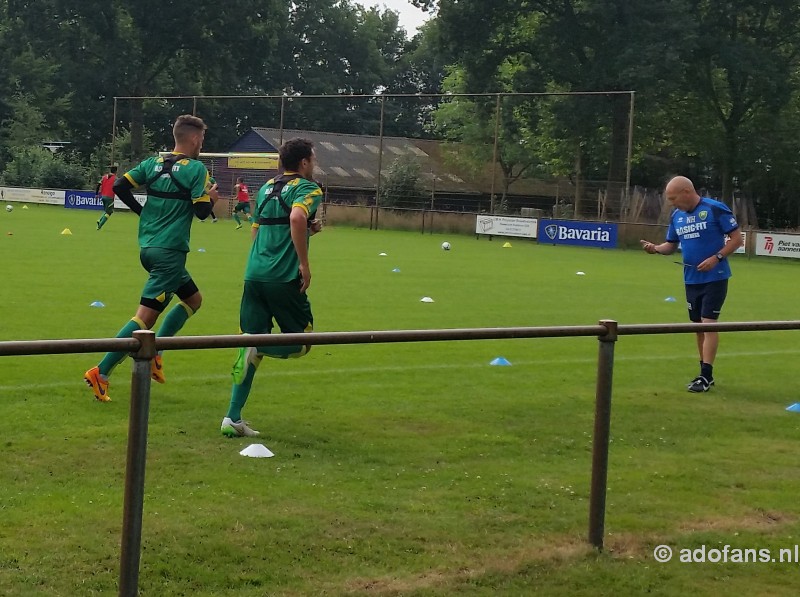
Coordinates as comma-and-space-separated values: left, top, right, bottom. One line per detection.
5, 205, 12, 212
441, 241, 451, 251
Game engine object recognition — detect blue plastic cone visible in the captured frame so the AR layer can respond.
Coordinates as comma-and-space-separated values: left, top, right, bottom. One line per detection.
392, 268, 401, 273
197, 248, 206, 253
785, 403, 800, 413
90, 301, 105, 308
664, 296, 677, 302
490, 357, 512, 366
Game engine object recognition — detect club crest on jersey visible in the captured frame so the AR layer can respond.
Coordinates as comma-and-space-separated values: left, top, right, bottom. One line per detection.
699, 210, 708, 221
544, 224, 558, 240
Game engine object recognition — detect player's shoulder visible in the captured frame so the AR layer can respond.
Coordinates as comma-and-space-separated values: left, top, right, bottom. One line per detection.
294, 176, 321, 193
700, 197, 732, 213
180, 156, 206, 170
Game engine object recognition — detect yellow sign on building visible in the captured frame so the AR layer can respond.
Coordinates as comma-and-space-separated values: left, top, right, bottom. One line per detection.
227, 154, 280, 170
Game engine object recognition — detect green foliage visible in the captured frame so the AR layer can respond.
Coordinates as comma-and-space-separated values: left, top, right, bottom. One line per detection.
37, 153, 89, 189
431, 0, 800, 219
433, 65, 542, 211
379, 156, 425, 207
0, 146, 87, 189
0, 93, 47, 151
5, 0, 800, 223
88, 128, 156, 183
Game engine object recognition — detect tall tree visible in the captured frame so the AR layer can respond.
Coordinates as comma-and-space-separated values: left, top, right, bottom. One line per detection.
682, 0, 800, 201
426, 0, 692, 216
432, 65, 541, 212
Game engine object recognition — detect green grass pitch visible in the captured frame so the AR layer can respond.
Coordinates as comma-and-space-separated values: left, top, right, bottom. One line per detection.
1, 204, 800, 595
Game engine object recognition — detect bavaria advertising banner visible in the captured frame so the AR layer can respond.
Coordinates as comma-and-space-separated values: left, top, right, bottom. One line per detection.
64, 190, 145, 211
538, 219, 618, 249
65, 190, 103, 210
755, 232, 800, 259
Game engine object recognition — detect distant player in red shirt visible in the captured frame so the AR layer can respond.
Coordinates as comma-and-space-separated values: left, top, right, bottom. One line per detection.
95, 165, 117, 230
232, 177, 251, 229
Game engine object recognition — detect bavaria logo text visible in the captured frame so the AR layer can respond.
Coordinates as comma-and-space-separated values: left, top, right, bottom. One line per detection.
545, 225, 610, 242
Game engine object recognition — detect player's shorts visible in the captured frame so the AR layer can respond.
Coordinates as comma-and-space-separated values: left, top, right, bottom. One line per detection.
234, 201, 251, 213
685, 279, 728, 322
139, 247, 198, 312
101, 195, 114, 214
239, 279, 313, 334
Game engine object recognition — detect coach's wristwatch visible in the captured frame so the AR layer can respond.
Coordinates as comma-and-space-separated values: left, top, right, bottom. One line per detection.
715, 252, 724, 261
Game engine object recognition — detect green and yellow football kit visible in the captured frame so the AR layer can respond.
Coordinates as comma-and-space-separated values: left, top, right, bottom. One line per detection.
224, 172, 323, 428
89, 153, 214, 390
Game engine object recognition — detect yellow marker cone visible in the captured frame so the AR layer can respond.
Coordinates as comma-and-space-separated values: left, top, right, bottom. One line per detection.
61, 228, 72, 235
502, 241, 512, 248
22, 205, 29, 209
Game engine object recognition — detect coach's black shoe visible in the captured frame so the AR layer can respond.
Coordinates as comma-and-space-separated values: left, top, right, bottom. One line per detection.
687, 375, 714, 393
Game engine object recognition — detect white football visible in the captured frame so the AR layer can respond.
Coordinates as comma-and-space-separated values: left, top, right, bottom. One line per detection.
441, 241, 451, 251
5, 205, 12, 212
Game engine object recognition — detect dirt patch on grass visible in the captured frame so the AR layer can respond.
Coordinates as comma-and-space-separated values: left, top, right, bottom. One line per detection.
677, 508, 792, 533
342, 539, 593, 595
342, 510, 797, 594
605, 508, 794, 559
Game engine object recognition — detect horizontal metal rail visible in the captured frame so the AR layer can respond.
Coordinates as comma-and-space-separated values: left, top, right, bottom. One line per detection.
3, 321, 799, 357
0, 325, 606, 356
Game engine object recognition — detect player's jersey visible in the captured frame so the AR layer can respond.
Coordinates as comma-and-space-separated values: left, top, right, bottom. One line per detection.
236, 183, 250, 203
244, 173, 323, 283
99, 173, 116, 198
666, 197, 739, 285
123, 153, 212, 253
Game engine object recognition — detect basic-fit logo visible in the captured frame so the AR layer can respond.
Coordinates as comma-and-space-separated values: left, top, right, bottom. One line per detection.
764, 236, 774, 254
544, 224, 558, 240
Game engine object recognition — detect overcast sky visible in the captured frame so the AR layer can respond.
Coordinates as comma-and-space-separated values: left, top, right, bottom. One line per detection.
364, 0, 432, 35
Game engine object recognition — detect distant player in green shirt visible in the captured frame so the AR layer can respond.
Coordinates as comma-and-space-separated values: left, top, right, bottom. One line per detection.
221, 138, 324, 437
84, 114, 219, 402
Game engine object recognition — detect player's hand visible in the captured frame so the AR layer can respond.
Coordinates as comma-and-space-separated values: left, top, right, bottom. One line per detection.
697, 256, 717, 272
640, 239, 658, 254
309, 219, 323, 235
298, 263, 311, 293
207, 183, 220, 202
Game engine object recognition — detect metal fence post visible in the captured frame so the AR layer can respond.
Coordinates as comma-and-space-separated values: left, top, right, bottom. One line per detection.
588, 319, 617, 549
119, 330, 156, 597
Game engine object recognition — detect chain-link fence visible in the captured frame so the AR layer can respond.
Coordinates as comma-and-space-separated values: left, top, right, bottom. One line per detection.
112, 92, 643, 223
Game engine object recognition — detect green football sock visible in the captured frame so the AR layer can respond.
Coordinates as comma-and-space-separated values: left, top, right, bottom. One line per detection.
226, 361, 258, 422
97, 213, 109, 229
157, 302, 194, 339
98, 318, 146, 377
233, 213, 241, 225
